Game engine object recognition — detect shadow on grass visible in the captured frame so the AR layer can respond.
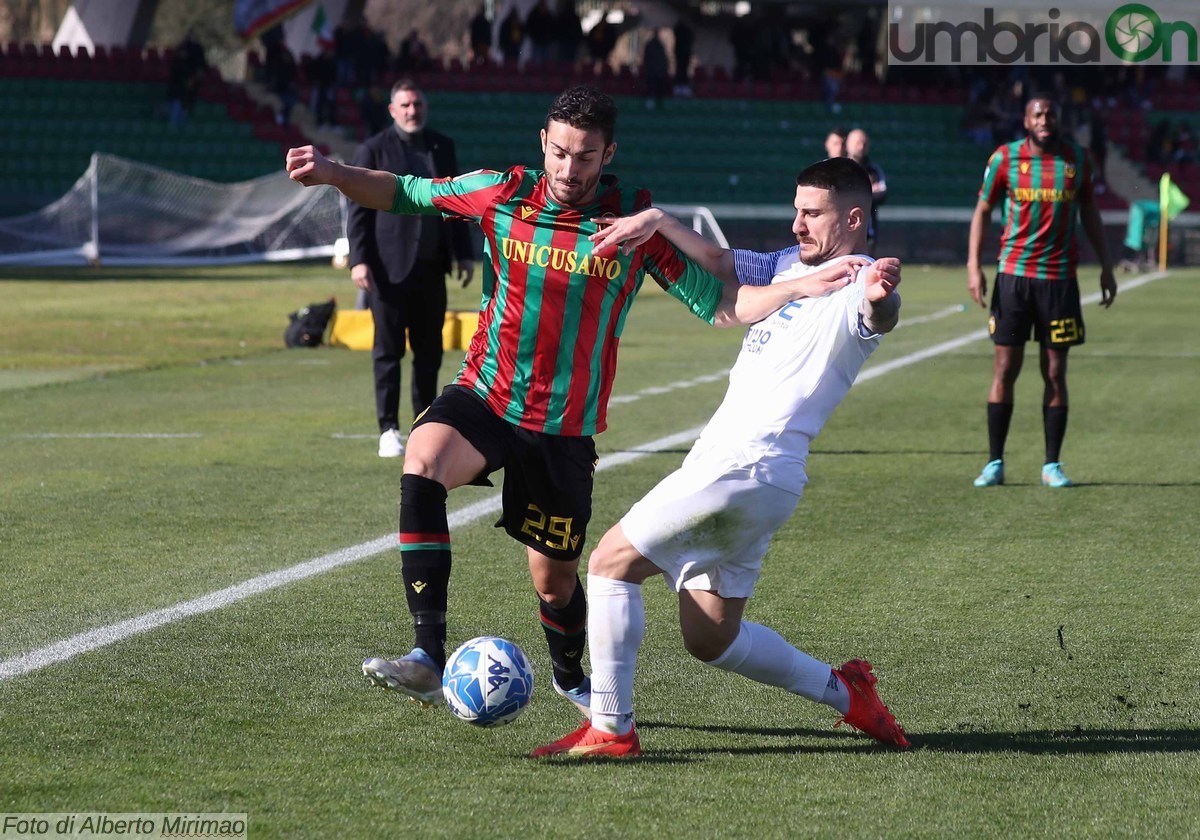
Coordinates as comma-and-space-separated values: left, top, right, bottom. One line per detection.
636, 720, 1200, 756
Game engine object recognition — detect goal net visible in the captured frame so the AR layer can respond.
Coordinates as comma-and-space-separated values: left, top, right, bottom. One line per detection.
0, 153, 344, 267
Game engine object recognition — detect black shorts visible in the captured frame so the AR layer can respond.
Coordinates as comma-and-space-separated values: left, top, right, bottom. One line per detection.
989, 272, 1086, 348
413, 385, 597, 561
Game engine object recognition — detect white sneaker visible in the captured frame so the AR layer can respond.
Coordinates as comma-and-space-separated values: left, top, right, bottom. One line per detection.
378, 429, 405, 458
362, 649, 442, 707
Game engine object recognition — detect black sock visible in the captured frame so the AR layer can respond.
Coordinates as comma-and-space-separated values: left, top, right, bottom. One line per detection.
987, 402, 1014, 462
1043, 405, 1069, 464
539, 576, 587, 690
399, 474, 450, 669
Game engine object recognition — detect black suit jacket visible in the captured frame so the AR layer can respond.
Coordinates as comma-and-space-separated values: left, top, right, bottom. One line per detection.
347, 126, 472, 284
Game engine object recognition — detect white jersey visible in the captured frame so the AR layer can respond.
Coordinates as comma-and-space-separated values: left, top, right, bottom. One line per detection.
698, 249, 886, 495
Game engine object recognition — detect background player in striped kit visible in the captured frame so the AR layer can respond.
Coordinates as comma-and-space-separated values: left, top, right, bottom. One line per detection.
967, 94, 1117, 489
285, 86, 859, 716
532, 157, 909, 759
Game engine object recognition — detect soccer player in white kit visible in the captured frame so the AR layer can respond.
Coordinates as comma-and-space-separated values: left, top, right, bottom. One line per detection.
533, 158, 909, 758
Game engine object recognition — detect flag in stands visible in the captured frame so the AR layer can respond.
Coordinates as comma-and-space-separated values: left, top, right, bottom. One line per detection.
234, 0, 314, 40
311, 4, 334, 50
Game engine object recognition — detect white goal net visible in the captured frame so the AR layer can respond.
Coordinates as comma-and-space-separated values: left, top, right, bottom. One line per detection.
0, 153, 344, 267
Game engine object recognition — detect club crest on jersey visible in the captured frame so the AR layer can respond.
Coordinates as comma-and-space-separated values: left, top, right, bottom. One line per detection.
1019, 162, 1030, 175
1065, 164, 1076, 179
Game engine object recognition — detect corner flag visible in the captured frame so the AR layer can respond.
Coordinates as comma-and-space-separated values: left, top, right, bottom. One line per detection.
1158, 174, 1190, 271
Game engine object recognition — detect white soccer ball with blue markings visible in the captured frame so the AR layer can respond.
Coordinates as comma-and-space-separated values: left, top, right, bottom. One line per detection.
441, 636, 534, 727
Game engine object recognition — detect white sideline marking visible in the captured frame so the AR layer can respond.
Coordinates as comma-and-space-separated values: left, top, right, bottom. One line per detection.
0, 271, 1167, 683
893, 304, 967, 329
15, 433, 202, 439
0, 427, 701, 682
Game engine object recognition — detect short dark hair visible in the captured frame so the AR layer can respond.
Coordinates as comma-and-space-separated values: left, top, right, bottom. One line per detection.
545, 85, 618, 145
391, 78, 423, 99
1025, 93, 1060, 112
796, 157, 873, 207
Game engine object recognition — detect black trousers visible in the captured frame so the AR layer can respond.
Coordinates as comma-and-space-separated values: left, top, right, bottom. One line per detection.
370, 260, 448, 432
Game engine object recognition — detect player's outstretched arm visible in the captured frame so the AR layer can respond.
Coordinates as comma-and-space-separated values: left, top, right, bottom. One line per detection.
713, 256, 864, 328
860, 257, 901, 334
592, 208, 736, 281
286, 145, 397, 211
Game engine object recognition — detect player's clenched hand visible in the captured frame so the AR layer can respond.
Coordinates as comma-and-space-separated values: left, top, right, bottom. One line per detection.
589, 208, 665, 256
864, 256, 901, 302
285, 145, 330, 187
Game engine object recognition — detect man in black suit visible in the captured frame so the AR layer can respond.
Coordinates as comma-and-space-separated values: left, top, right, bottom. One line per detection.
348, 79, 475, 458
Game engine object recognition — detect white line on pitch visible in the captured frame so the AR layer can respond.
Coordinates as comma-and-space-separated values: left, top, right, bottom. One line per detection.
12, 433, 203, 439
0, 271, 1169, 683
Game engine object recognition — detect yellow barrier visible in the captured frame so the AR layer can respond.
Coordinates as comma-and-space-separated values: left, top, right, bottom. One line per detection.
328, 309, 374, 350
328, 308, 478, 351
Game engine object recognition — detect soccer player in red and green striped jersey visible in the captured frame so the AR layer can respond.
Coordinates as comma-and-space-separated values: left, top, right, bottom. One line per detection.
967, 94, 1117, 490
286, 85, 832, 714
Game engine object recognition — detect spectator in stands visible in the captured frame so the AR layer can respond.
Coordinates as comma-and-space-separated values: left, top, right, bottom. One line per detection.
166, 30, 207, 128
1173, 123, 1195, 167
555, 0, 583, 67
962, 96, 995, 147
334, 17, 366, 85
1146, 118, 1171, 167
396, 28, 433, 75
306, 43, 338, 130
642, 27, 670, 109
1088, 103, 1108, 192
586, 15, 618, 71
499, 6, 525, 64
729, 16, 755, 82
825, 127, 847, 159
990, 79, 1026, 143
811, 21, 845, 113
525, 0, 556, 66
469, 4, 492, 66
845, 129, 886, 249
362, 26, 391, 86
672, 16, 695, 96
346, 79, 474, 459
262, 27, 298, 127
856, 12, 879, 83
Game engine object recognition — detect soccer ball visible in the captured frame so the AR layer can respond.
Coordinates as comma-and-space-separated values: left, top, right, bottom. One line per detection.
441, 636, 534, 727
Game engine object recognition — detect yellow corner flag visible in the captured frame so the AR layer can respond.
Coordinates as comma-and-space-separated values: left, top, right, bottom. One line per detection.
1158, 174, 1191, 270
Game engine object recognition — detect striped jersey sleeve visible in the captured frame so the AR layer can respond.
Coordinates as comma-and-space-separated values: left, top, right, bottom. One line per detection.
979, 145, 1010, 206
638, 233, 724, 324
390, 168, 522, 221
733, 246, 799, 286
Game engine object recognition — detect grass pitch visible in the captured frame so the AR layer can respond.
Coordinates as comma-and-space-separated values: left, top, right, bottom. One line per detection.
1, 262, 1198, 838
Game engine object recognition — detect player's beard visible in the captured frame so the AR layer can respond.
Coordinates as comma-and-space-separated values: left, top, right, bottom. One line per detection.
549, 168, 602, 207
798, 240, 834, 265
1028, 127, 1060, 152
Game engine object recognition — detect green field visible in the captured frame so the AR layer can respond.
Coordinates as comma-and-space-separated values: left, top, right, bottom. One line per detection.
2, 262, 1198, 838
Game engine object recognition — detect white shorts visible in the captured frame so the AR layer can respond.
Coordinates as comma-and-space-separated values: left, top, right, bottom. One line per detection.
620, 442, 802, 599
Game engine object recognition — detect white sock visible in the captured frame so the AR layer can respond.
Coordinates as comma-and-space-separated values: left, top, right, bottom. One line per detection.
586, 574, 643, 736
706, 621, 850, 715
